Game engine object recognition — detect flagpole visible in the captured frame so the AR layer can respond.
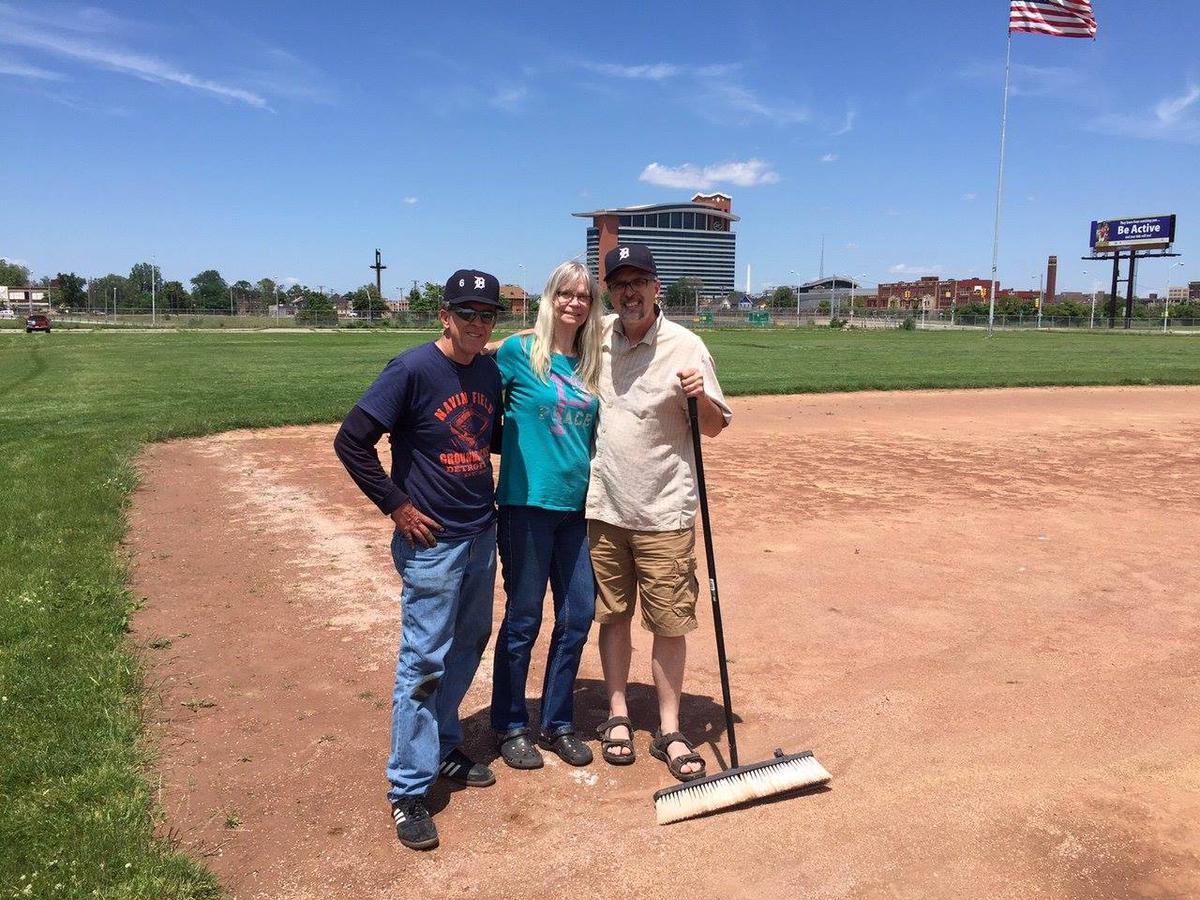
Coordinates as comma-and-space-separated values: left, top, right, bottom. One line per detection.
988, 30, 1013, 337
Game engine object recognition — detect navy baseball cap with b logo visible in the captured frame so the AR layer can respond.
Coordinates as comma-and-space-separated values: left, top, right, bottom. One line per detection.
444, 269, 504, 308
604, 244, 657, 281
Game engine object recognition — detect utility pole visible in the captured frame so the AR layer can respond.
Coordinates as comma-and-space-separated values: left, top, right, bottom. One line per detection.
151, 262, 156, 328
370, 249, 387, 321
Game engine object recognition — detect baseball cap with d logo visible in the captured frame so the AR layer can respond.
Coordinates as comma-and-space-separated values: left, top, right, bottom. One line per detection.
604, 243, 657, 281
444, 269, 504, 308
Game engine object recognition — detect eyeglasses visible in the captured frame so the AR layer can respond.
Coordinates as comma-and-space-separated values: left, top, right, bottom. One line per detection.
555, 289, 592, 304
451, 307, 498, 323
607, 276, 653, 293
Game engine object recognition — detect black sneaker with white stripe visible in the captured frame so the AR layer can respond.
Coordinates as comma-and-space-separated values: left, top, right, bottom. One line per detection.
438, 747, 496, 787
391, 797, 438, 850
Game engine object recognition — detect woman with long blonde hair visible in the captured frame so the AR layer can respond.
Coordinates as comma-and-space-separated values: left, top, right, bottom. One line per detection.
489, 260, 604, 769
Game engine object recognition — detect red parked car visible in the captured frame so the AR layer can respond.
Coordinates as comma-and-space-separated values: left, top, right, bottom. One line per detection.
26, 314, 51, 333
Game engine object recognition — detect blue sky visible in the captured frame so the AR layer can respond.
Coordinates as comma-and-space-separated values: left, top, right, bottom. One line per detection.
2, 1, 1197, 297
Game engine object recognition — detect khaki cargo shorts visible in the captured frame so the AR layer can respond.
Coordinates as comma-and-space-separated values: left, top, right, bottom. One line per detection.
587, 520, 699, 637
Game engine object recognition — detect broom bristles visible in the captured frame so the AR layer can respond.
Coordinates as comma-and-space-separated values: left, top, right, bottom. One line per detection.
653, 749, 831, 825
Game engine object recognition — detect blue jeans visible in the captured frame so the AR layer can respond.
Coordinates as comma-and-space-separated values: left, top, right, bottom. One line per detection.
387, 524, 496, 802
490, 506, 595, 737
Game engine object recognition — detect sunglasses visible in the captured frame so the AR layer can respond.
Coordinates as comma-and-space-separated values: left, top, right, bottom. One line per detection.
451, 307, 498, 323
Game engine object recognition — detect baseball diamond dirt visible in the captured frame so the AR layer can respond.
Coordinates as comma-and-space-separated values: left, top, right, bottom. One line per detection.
128, 386, 1200, 899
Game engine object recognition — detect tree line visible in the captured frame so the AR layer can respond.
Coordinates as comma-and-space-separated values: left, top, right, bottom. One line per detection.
0, 258, 476, 319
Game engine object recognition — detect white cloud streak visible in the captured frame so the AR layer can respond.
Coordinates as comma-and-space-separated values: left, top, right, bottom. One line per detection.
0, 6, 268, 108
706, 82, 809, 124
888, 263, 945, 276
820, 153, 838, 163
1155, 83, 1200, 124
403, 197, 418, 205
832, 106, 857, 135
962, 192, 977, 201
1090, 82, 1200, 144
639, 159, 779, 190
579, 61, 681, 80
0, 58, 65, 80
490, 85, 529, 111
959, 60, 1088, 101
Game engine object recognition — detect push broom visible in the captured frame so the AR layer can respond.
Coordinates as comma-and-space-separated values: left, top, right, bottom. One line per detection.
653, 396, 831, 825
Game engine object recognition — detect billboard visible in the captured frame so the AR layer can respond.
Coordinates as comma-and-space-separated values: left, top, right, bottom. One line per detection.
1090, 215, 1176, 252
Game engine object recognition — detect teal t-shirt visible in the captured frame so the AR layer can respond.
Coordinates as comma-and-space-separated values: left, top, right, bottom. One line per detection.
496, 335, 599, 511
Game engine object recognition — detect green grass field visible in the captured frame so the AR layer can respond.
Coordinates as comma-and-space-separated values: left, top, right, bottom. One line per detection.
1, 328, 1197, 898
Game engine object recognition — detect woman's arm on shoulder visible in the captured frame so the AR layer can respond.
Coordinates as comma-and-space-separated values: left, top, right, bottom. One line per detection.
483, 329, 533, 355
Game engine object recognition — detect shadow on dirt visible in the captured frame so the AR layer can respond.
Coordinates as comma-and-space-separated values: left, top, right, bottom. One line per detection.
426, 678, 742, 814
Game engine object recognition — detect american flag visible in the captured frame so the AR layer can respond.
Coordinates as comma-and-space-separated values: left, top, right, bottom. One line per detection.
1009, 0, 1097, 38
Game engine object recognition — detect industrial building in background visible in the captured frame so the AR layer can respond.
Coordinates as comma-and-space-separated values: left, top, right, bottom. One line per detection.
872, 276, 1039, 310
572, 193, 737, 298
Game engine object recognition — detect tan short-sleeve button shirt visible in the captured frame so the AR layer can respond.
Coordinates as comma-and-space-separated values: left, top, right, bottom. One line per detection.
585, 310, 732, 531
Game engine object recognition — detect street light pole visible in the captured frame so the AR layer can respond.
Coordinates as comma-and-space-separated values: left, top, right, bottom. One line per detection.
151, 262, 156, 328
1082, 270, 1096, 329
1165, 261, 1184, 333
790, 270, 801, 325
1033, 273, 1043, 330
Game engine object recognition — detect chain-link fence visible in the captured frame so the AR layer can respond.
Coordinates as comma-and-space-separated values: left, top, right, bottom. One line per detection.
8, 304, 1199, 333
657, 305, 1200, 332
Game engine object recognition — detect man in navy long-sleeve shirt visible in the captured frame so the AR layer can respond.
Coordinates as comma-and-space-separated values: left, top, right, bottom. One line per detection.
334, 269, 503, 851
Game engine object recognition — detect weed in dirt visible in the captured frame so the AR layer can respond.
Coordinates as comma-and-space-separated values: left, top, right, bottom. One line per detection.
181, 698, 216, 711
223, 813, 242, 830
148, 637, 173, 650
1, 328, 1195, 897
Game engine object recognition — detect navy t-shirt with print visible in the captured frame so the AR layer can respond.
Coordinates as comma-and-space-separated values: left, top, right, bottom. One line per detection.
356, 342, 502, 540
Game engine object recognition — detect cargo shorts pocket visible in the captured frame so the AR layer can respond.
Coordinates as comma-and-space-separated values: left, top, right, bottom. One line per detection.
671, 556, 699, 619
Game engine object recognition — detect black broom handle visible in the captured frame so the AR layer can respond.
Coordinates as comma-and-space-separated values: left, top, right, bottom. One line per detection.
688, 395, 739, 769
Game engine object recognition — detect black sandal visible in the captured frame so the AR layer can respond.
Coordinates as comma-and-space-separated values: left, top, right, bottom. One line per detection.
596, 716, 636, 766
649, 730, 706, 782
497, 727, 544, 770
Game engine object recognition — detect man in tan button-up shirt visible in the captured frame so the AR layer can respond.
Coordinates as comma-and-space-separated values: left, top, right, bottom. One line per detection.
586, 244, 732, 782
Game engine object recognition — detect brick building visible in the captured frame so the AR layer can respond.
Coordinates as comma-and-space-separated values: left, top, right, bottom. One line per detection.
873, 276, 1038, 310
500, 284, 528, 316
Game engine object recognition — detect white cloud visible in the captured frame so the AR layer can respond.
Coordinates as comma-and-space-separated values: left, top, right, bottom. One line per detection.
0, 6, 268, 108
1155, 83, 1200, 124
639, 159, 780, 191
962, 192, 977, 201
888, 263, 945, 276
0, 58, 66, 80
959, 61, 1088, 101
490, 85, 529, 111
695, 63, 741, 78
832, 106, 857, 135
580, 61, 681, 80
1090, 82, 1200, 144
236, 46, 335, 105
820, 153, 838, 163
403, 197, 418, 205
705, 82, 809, 125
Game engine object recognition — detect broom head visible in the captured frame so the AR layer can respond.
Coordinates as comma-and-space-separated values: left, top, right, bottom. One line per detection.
653, 748, 830, 825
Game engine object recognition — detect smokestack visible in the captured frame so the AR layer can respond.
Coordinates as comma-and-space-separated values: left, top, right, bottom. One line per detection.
1046, 255, 1057, 307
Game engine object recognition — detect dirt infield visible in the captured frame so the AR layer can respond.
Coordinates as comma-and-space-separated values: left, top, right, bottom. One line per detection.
128, 387, 1200, 899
